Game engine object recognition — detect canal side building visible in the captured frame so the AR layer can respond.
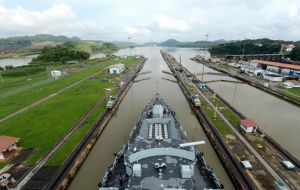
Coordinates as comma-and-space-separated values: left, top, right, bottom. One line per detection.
251, 60, 300, 77
0, 136, 20, 160
240, 118, 258, 133
107, 63, 125, 74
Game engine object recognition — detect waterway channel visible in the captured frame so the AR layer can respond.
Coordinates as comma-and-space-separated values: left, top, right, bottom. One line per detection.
68, 47, 235, 190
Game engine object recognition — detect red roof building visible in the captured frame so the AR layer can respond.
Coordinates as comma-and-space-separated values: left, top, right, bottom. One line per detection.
252, 60, 300, 71
0, 136, 20, 160
240, 119, 258, 133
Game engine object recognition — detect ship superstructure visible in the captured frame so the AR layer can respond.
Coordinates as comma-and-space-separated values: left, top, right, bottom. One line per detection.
99, 94, 222, 190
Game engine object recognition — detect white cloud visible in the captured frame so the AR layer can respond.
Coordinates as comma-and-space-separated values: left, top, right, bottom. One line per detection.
0, 3, 75, 37
155, 14, 190, 32
1, 0, 300, 41
124, 26, 138, 35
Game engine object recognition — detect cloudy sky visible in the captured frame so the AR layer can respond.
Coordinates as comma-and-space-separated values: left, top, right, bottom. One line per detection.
0, 0, 300, 42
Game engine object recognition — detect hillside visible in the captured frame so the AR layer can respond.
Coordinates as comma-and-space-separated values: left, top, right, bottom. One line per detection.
209, 38, 285, 55
63, 41, 118, 53
158, 39, 232, 48
0, 34, 117, 57
0, 34, 80, 55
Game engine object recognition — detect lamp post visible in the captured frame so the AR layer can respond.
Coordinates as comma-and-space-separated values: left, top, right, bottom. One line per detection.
201, 33, 209, 82
128, 37, 132, 56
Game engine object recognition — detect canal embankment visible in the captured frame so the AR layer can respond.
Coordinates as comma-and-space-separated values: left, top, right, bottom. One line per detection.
162, 50, 300, 189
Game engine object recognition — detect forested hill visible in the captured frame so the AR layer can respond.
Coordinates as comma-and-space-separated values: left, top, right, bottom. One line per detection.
209, 38, 300, 61
0, 34, 117, 56
159, 39, 231, 48
30, 41, 118, 64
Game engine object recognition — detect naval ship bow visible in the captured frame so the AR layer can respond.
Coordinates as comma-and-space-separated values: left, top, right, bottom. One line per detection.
99, 93, 223, 190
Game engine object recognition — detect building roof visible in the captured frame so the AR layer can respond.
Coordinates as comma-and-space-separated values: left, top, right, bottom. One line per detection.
241, 118, 257, 128
108, 63, 124, 69
0, 136, 20, 152
282, 44, 295, 48
252, 60, 300, 71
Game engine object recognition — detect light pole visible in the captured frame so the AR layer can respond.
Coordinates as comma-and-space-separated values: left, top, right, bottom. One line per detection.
201, 33, 209, 82
105, 88, 111, 100
128, 37, 132, 56
242, 39, 246, 61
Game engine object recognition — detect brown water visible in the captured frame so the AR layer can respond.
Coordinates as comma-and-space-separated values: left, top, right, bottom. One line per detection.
68, 47, 235, 190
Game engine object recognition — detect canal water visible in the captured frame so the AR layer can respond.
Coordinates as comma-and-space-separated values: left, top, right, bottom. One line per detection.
0, 55, 37, 67
68, 47, 235, 190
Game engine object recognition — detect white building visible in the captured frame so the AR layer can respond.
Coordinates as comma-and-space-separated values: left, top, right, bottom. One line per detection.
50, 70, 62, 79
0, 136, 20, 160
228, 63, 241, 68
107, 64, 125, 74
240, 118, 258, 133
263, 73, 283, 82
281, 44, 295, 52
241, 66, 264, 76
283, 81, 300, 89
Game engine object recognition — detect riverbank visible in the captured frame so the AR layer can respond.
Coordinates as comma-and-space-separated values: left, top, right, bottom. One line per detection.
161, 50, 300, 189
191, 57, 300, 107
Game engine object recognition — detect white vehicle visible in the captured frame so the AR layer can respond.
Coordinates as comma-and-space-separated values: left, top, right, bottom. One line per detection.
106, 96, 116, 109
191, 95, 201, 107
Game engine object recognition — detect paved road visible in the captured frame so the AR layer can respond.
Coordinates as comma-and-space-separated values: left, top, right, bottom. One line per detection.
0, 69, 105, 124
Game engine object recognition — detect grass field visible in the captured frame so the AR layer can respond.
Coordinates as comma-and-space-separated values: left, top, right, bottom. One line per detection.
46, 100, 107, 166
277, 86, 300, 101
0, 57, 138, 119
0, 56, 140, 168
204, 108, 231, 135
220, 108, 241, 127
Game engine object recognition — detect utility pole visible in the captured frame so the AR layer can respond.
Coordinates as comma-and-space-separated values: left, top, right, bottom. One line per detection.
242, 39, 246, 61
201, 33, 209, 82
128, 37, 132, 56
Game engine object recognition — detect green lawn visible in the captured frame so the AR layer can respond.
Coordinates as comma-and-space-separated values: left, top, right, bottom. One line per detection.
0, 79, 113, 164
0, 57, 139, 119
0, 71, 49, 94
205, 108, 231, 135
220, 108, 241, 127
0, 56, 140, 167
46, 101, 107, 166
277, 86, 300, 101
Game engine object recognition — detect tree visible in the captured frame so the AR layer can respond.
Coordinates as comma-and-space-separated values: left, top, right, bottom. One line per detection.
289, 47, 300, 61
